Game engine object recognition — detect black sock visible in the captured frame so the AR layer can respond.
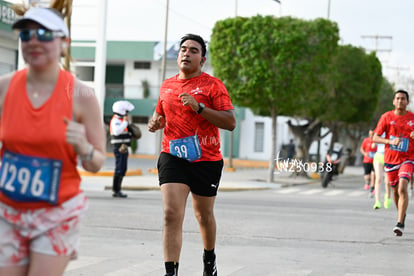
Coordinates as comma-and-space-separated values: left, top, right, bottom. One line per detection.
165, 262, 178, 275
204, 248, 216, 261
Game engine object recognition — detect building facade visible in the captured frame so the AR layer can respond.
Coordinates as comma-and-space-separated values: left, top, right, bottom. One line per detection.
0, 0, 17, 75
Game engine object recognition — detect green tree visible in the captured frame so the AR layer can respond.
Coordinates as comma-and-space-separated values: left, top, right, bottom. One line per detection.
319, 45, 382, 160
371, 77, 395, 125
344, 77, 395, 163
209, 15, 339, 182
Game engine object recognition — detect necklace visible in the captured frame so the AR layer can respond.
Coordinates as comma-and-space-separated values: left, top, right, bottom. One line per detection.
32, 92, 39, 98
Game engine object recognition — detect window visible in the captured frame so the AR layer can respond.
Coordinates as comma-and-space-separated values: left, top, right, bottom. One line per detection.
134, 62, 151, 69
254, 122, 265, 152
105, 65, 125, 98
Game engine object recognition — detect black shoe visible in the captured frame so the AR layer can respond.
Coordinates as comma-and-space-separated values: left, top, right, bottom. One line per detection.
164, 274, 175, 276
203, 259, 217, 276
393, 222, 404, 236
112, 191, 128, 198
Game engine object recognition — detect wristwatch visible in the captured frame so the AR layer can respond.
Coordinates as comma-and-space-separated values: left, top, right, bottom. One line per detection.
197, 102, 205, 114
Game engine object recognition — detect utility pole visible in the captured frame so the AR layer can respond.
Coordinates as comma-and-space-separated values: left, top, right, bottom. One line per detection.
235, 0, 238, 17
386, 65, 410, 88
154, 0, 170, 159
327, 0, 331, 19
160, 0, 169, 83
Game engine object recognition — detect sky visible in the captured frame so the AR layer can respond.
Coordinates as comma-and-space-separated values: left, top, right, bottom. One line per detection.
104, 0, 414, 87
12, 0, 414, 87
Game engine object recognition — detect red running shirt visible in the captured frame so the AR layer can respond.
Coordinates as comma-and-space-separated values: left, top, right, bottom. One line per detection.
0, 68, 81, 209
360, 138, 377, 163
156, 73, 234, 162
374, 110, 414, 165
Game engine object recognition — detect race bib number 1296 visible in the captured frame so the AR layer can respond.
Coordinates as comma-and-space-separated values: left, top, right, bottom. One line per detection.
0, 151, 62, 205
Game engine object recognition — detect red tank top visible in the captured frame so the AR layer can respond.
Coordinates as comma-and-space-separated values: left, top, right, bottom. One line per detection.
0, 68, 81, 209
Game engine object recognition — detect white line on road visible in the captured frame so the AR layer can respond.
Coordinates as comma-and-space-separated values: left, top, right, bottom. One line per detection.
276, 188, 301, 194
323, 190, 344, 196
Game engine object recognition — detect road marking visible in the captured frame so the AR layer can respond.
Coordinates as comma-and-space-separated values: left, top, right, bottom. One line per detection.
277, 188, 301, 194
103, 261, 160, 275
348, 190, 366, 197
300, 189, 323, 195
344, 273, 383, 276
274, 187, 377, 198
66, 256, 106, 271
323, 190, 344, 196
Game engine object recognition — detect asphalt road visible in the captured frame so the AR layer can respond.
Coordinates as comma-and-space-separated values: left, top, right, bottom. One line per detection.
64, 172, 414, 276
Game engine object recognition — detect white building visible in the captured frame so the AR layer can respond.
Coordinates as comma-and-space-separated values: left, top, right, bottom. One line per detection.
0, 0, 18, 74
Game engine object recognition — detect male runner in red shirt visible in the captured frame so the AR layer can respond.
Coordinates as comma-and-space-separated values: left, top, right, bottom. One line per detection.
148, 34, 236, 276
372, 90, 414, 236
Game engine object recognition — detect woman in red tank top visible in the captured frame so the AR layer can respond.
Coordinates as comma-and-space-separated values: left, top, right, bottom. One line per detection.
0, 6, 106, 275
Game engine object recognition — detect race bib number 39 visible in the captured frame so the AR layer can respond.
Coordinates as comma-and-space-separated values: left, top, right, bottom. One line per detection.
169, 135, 202, 162
0, 151, 62, 205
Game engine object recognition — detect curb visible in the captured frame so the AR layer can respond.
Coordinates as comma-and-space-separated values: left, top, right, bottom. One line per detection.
78, 154, 270, 177
103, 185, 273, 192
78, 169, 144, 177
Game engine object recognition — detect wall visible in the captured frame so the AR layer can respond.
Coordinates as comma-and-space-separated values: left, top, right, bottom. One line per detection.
238, 109, 294, 160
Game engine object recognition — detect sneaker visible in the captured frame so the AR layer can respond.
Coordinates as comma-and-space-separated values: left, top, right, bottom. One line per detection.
373, 201, 381, 210
113, 191, 128, 198
384, 198, 391, 209
369, 187, 375, 198
393, 222, 404, 236
203, 259, 217, 276
165, 274, 175, 276
364, 184, 370, 190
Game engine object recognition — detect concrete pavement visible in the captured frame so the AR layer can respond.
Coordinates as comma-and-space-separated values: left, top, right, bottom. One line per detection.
65, 165, 394, 276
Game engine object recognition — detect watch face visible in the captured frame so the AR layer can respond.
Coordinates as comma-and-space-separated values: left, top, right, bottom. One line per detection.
198, 103, 205, 114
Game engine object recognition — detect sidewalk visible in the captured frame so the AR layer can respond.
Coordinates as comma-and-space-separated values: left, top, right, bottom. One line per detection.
79, 154, 363, 192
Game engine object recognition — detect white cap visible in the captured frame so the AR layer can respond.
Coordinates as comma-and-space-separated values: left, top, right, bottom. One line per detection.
112, 101, 135, 116
12, 7, 69, 37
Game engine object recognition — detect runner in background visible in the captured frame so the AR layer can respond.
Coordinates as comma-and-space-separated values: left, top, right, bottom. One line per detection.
360, 130, 377, 196
372, 89, 414, 236
372, 132, 391, 209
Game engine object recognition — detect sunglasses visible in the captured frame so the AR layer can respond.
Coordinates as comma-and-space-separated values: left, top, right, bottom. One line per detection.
19, 28, 65, 42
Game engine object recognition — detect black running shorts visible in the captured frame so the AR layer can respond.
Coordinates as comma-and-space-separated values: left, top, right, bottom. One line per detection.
363, 162, 374, 175
157, 152, 223, 197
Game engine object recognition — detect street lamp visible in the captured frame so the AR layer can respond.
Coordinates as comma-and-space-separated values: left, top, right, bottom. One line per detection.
271, 0, 281, 16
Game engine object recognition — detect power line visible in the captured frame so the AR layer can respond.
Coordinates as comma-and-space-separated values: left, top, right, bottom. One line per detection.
361, 34, 392, 53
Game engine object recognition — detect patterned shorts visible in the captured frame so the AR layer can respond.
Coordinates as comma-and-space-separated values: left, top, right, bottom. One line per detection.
0, 193, 88, 267
385, 161, 414, 187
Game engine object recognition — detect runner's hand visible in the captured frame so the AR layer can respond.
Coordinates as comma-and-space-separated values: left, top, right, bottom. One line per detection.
63, 117, 90, 156
148, 115, 165, 132
179, 93, 198, 112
